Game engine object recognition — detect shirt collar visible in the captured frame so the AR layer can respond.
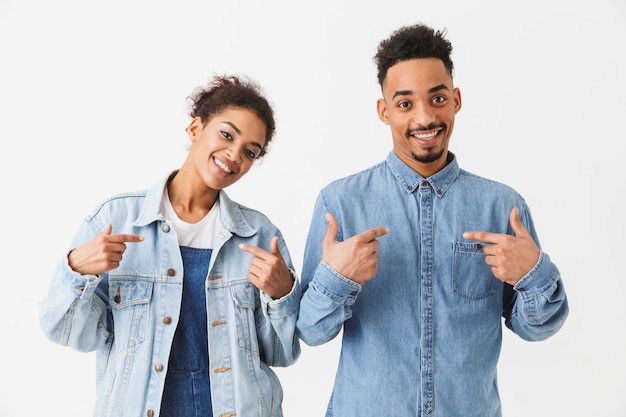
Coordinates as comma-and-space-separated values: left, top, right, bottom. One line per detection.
385, 151, 460, 198
133, 170, 256, 237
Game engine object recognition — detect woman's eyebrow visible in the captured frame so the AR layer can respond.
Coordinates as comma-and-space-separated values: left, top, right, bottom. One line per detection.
223, 121, 264, 151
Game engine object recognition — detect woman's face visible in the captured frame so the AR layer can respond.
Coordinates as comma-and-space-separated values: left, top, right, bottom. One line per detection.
187, 106, 267, 190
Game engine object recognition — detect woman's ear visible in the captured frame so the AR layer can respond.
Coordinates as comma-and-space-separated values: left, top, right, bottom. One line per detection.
186, 117, 203, 142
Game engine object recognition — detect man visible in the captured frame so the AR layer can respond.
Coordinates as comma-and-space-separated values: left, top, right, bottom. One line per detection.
296, 23, 568, 416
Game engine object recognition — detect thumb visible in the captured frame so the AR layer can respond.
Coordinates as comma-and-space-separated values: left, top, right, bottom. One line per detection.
270, 236, 284, 260
323, 212, 339, 245
509, 207, 530, 238
102, 223, 113, 236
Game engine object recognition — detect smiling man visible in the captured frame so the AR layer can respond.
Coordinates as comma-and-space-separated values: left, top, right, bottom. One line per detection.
296, 23, 569, 417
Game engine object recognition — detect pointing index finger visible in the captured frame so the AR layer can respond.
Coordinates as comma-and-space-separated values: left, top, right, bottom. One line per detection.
109, 234, 145, 243
462, 231, 503, 244
239, 243, 269, 258
359, 226, 389, 242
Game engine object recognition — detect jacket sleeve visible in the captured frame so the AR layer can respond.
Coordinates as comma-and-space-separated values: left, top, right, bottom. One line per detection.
502, 204, 569, 341
296, 192, 361, 346
256, 233, 302, 367
38, 219, 112, 352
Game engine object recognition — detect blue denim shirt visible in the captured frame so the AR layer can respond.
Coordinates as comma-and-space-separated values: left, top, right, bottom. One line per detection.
39, 172, 301, 417
296, 151, 568, 417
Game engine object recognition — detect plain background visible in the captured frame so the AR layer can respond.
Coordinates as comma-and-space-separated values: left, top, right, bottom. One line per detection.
1, 0, 624, 415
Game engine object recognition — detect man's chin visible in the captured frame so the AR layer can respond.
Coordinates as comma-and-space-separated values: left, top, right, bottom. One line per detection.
412, 149, 445, 164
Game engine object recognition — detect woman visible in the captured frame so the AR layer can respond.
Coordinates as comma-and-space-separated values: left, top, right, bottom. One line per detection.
39, 75, 301, 417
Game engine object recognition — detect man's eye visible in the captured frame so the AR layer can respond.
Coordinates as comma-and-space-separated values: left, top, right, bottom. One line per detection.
398, 101, 411, 109
432, 96, 446, 104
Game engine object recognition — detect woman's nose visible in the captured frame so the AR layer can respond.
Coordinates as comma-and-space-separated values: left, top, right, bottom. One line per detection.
225, 146, 242, 163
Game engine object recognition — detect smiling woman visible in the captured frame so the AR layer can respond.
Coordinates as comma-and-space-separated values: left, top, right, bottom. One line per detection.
37, 75, 301, 417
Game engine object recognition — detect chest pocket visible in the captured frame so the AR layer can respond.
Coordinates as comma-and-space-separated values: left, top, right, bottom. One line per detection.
109, 279, 153, 351
230, 283, 262, 352
452, 242, 502, 301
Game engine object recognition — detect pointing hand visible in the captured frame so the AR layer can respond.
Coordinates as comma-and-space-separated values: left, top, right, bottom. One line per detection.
463, 207, 540, 285
239, 236, 294, 299
68, 224, 144, 275
322, 212, 389, 285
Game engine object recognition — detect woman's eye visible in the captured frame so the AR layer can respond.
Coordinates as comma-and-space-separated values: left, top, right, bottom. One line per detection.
245, 149, 258, 159
221, 131, 233, 141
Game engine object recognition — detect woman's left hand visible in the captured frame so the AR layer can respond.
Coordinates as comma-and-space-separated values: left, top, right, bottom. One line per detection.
239, 236, 294, 299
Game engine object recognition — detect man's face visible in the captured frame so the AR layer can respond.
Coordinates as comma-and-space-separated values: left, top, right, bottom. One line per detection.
377, 58, 462, 178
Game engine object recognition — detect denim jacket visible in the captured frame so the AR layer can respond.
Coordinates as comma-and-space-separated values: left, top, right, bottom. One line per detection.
296, 151, 568, 417
39, 173, 301, 417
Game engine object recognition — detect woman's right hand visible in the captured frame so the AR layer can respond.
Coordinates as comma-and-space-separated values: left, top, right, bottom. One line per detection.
68, 223, 144, 275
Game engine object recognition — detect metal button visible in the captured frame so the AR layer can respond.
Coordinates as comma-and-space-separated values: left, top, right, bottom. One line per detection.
167, 268, 176, 276
154, 363, 163, 372
162, 316, 172, 325
161, 224, 170, 233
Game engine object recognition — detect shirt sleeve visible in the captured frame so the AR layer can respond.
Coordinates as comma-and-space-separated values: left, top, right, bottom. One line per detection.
296, 192, 362, 346
503, 251, 569, 341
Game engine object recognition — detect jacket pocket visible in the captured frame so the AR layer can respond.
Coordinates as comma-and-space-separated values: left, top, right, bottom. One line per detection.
452, 241, 501, 301
230, 283, 262, 352
109, 279, 153, 351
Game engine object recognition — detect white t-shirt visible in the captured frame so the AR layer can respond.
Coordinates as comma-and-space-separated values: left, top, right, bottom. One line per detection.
162, 187, 219, 249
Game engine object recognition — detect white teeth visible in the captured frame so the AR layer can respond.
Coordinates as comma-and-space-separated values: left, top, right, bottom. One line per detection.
214, 158, 232, 173
414, 131, 437, 140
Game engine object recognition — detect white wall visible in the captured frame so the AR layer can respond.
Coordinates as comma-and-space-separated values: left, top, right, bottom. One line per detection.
1, 0, 624, 415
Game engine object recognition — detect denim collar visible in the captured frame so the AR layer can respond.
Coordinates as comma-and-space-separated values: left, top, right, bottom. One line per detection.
385, 150, 460, 198
133, 170, 257, 238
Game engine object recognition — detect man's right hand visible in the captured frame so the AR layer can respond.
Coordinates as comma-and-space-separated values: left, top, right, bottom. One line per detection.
321, 212, 389, 285
68, 223, 144, 275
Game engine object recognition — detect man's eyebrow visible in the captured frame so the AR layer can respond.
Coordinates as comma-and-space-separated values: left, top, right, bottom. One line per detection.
391, 84, 450, 100
392, 90, 412, 100
428, 84, 450, 94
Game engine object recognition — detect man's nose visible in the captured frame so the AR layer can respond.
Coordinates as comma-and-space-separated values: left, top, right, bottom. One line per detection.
411, 101, 436, 127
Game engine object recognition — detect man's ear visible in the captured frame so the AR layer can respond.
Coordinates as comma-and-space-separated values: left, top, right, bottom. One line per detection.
454, 87, 462, 114
377, 98, 390, 125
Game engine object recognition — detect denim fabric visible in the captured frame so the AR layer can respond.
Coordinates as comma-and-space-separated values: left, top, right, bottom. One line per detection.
160, 247, 212, 417
39, 172, 301, 417
296, 151, 568, 417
